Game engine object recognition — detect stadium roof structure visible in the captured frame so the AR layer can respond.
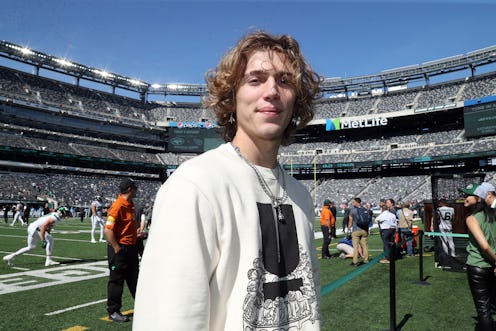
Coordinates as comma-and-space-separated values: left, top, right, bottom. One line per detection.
1, 40, 496, 99
321, 45, 496, 94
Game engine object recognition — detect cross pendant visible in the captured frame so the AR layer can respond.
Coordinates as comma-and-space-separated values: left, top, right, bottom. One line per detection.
276, 205, 285, 222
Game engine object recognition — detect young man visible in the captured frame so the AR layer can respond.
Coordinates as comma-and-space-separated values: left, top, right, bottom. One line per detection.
104, 178, 139, 323
348, 197, 369, 266
3, 207, 68, 267
134, 31, 322, 330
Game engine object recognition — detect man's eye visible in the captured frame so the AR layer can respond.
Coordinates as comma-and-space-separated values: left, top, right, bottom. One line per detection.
278, 74, 294, 86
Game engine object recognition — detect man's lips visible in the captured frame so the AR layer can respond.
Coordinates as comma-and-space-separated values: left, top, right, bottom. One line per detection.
257, 107, 281, 115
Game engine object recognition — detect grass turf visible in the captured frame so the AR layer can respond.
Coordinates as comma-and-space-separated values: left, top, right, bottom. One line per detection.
0, 217, 481, 330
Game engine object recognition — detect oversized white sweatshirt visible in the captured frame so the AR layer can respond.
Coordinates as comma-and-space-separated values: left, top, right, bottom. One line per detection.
133, 143, 321, 330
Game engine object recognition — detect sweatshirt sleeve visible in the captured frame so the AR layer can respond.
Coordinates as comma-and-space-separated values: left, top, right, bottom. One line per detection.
133, 173, 219, 330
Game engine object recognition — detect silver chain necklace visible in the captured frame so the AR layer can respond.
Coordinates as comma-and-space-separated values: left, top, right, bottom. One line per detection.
231, 143, 288, 222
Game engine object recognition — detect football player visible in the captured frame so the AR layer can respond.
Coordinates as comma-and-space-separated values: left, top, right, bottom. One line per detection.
90, 195, 106, 243
3, 206, 69, 267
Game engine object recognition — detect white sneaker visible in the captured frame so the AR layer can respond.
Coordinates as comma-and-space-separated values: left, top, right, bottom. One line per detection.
99, 239, 106, 243
45, 259, 60, 267
3, 254, 14, 266
91, 239, 97, 243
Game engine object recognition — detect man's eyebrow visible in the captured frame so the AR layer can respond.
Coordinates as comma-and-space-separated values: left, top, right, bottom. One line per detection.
243, 70, 293, 77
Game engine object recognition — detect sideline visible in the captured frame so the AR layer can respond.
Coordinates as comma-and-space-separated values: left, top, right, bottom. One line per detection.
45, 299, 107, 316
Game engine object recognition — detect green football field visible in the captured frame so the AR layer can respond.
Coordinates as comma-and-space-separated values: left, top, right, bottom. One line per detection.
0, 218, 483, 330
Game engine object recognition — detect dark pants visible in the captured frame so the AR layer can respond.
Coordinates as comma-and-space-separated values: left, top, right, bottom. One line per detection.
466, 265, 496, 331
321, 225, 331, 258
330, 225, 336, 239
107, 244, 139, 315
381, 228, 396, 260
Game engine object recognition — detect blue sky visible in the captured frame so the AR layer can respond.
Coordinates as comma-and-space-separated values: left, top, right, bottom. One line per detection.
2, 0, 495, 97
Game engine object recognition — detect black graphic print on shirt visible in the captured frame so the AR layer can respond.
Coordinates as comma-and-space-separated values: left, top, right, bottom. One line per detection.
242, 203, 319, 330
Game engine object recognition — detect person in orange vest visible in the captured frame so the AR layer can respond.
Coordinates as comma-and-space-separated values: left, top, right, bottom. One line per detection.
320, 199, 335, 259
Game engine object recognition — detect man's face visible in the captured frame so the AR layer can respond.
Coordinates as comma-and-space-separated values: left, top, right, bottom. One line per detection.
234, 50, 296, 145
386, 200, 393, 209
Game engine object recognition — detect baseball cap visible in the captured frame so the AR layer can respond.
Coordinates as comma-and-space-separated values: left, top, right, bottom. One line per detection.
475, 182, 496, 198
119, 177, 137, 193
459, 183, 481, 197
323, 199, 331, 205
459, 182, 495, 199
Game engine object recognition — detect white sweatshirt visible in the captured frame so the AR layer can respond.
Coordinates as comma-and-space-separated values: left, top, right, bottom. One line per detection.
133, 143, 321, 330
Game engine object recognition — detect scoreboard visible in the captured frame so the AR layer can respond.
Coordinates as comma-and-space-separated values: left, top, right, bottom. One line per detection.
464, 98, 496, 138
167, 127, 224, 153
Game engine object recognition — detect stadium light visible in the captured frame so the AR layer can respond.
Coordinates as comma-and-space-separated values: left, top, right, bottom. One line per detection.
129, 79, 146, 86
151, 84, 162, 89
93, 69, 112, 78
53, 58, 75, 67
20, 47, 33, 56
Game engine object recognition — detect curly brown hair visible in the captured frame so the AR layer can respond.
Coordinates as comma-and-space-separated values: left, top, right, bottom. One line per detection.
203, 31, 322, 146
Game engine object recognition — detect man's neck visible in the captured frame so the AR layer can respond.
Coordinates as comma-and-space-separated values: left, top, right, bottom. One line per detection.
492, 199, 496, 209
231, 136, 280, 168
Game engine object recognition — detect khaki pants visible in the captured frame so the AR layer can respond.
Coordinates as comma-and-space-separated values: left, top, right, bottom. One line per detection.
351, 229, 369, 264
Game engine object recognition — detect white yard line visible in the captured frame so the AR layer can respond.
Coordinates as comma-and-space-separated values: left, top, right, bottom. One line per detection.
45, 299, 107, 316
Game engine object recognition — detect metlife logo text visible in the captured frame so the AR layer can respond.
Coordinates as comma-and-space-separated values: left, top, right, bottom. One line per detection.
326, 117, 388, 131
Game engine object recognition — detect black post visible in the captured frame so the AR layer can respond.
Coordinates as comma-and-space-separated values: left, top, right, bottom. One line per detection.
413, 230, 430, 285
389, 243, 397, 331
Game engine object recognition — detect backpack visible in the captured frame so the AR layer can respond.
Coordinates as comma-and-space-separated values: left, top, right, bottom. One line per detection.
355, 207, 371, 230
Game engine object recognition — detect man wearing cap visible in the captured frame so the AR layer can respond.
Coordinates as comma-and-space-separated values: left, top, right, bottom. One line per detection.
3, 206, 68, 267
320, 199, 334, 259
104, 177, 139, 323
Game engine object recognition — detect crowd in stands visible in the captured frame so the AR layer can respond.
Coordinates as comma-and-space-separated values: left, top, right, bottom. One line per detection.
0, 172, 161, 209
2, 66, 496, 126
279, 129, 496, 165
3, 171, 493, 213
0, 65, 495, 209
0, 128, 160, 165
314, 72, 496, 119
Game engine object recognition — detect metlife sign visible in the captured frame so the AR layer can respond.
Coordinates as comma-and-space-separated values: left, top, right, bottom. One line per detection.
325, 117, 388, 131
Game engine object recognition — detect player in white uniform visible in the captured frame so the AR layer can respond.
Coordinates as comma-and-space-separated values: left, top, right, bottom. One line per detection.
90, 196, 106, 243
10, 203, 26, 226
437, 199, 456, 257
3, 207, 68, 267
